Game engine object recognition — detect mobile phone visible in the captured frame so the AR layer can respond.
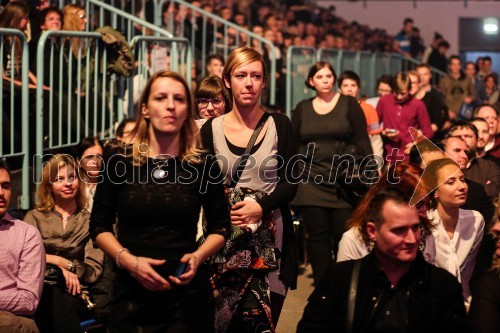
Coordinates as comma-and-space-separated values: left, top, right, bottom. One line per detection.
155, 262, 189, 279
386, 128, 397, 133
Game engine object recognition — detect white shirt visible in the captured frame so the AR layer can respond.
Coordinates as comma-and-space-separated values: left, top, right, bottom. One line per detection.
425, 209, 484, 301
337, 227, 369, 262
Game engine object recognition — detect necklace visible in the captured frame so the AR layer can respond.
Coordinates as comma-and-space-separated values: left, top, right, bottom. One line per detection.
152, 157, 169, 179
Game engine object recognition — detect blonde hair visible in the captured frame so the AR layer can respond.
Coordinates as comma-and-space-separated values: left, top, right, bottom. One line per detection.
393, 72, 412, 93
129, 70, 202, 165
36, 154, 87, 212
62, 4, 86, 57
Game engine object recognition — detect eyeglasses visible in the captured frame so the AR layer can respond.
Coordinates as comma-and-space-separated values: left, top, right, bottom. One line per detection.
196, 98, 224, 108
79, 14, 87, 20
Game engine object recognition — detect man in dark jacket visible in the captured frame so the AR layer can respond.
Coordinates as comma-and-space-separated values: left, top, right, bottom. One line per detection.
297, 187, 466, 333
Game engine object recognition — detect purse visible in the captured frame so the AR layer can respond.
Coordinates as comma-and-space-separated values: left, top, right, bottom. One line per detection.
336, 144, 378, 206
212, 113, 278, 273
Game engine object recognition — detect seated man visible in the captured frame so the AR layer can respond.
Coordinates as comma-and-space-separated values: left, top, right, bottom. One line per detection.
298, 187, 466, 333
0, 160, 45, 333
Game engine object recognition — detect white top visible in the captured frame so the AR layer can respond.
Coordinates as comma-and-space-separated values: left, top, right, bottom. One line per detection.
425, 209, 484, 302
337, 227, 370, 262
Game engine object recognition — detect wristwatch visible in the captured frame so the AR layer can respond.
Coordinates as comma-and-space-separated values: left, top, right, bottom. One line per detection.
66, 260, 76, 272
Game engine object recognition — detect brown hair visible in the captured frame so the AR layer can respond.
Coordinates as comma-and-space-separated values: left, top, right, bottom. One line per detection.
36, 154, 86, 212
0, 1, 28, 74
393, 72, 412, 92
349, 162, 432, 246
222, 46, 267, 102
129, 70, 201, 165
305, 61, 336, 90
195, 75, 232, 118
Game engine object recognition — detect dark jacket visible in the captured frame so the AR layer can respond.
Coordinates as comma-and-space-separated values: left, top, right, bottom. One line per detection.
298, 252, 466, 333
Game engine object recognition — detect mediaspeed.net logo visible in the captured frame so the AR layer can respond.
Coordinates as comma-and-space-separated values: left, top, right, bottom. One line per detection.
408, 127, 464, 207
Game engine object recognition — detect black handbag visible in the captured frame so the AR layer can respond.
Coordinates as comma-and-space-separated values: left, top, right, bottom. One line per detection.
336, 144, 379, 206
44, 263, 66, 286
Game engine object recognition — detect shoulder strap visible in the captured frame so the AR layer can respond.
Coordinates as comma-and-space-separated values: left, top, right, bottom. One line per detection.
346, 260, 361, 333
227, 113, 269, 188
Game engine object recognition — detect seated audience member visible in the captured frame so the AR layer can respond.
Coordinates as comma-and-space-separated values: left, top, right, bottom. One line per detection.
298, 187, 467, 333
337, 162, 431, 262
472, 117, 499, 164
75, 137, 103, 212
474, 104, 500, 160
422, 158, 484, 303
468, 199, 500, 333
0, 160, 45, 333
194, 74, 231, 127
24, 154, 104, 333
338, 70, 383, 158
377, 72, 434, 161
364, 74, 393, 108
448, 120, 500, 200
115, 118, 135, 143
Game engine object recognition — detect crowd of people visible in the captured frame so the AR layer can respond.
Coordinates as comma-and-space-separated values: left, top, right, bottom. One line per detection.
1, 1, 500, 333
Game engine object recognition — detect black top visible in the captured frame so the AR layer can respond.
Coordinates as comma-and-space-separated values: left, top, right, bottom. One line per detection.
468, 269, 500, 333
291, 95, 373, 208
298, 252, 467, 333
421, 89, 446, 131
89, 147, 230, 261
200, 112, 299, 289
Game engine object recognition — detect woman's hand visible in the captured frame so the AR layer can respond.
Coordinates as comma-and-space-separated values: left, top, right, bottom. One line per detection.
168, 253, 201, 286
61, 267, 81, 296
120, 252, 171, 291
230, 200, 263, 227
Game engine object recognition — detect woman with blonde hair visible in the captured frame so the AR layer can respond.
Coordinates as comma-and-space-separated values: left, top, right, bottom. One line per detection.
62, 4, 87, 57
90, 70, 230, 332
24, 154, 104, 333
201, 46, 298, 332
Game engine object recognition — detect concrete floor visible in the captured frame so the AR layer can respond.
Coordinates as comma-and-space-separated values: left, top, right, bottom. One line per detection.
276, 264, 314, 333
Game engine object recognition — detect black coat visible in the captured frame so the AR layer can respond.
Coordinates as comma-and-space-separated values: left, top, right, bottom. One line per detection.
298, 252, 467, 333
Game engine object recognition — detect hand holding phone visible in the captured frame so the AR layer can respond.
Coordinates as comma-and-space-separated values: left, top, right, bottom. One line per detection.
385, 128, 397, 133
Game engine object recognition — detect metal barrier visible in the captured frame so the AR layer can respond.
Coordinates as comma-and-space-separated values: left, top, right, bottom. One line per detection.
285, 46, 316, 118
127, 36, 191, 116
0, 28, 30, 209
286, 47, 447, 116
156, 0, 278, 106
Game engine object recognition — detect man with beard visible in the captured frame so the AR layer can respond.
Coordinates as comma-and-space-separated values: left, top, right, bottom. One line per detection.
471, 117, 499, 164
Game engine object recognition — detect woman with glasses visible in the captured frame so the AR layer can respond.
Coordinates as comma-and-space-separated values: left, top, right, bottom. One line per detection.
200, 46, 298, 332
74, 136, 103, 211
24, 154, 104, 333
194, 74, 231, 127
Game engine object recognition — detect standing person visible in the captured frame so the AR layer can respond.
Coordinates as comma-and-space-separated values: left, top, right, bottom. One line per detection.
338, 70, 383, 159
0, 160, 45, 333
468, 200, 500, 333
24, 154, 104, 333
393, 18, 413, 58
74, 137, 103, 212
422, 31, 444, 64
298, 187, 467, 333
291, 61, 372, 284
200, 46, 298, 332
364, 74, 393, 109
464, 61, 483, 106
422, 158, 485, 304
416, 64, 448, 136
90, 70, 230, 333
194, 74, 231, 127
439, 55, 475, 120
377, 72, 434, 161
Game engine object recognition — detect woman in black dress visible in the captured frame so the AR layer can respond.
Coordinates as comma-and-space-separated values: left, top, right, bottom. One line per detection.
90, 70, 230, 333
291, 61, 372, 284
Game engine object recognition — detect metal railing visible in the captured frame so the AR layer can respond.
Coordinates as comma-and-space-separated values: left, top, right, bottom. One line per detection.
156, 0, 278, 105
0, 28, 30, 209
286, 47, 447, 117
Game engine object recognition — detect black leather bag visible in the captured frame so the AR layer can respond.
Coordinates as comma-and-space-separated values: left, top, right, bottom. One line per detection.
44, 263, 66, 287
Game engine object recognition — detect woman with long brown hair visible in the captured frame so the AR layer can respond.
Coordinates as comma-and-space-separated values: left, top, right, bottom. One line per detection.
90, 70, 230, 333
